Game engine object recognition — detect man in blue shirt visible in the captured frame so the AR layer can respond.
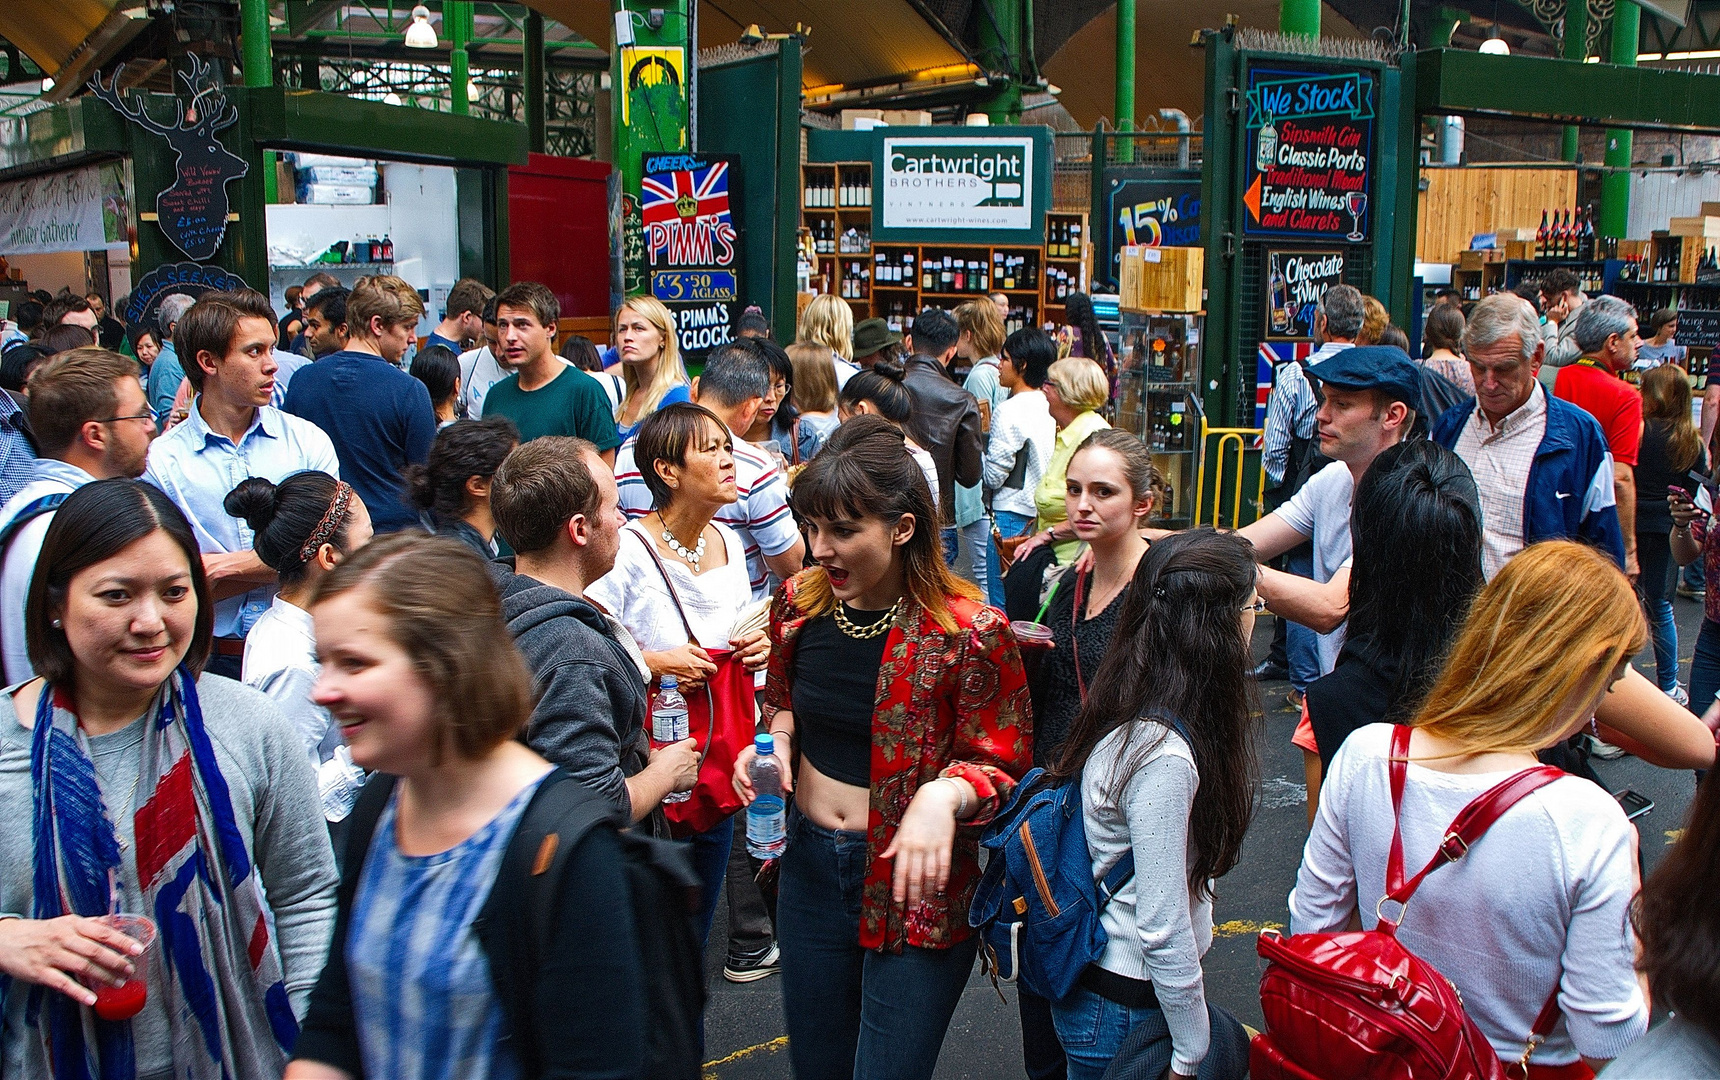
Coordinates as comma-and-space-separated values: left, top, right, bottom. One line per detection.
144, 289, 340, 678
284, 274, 437, 532
144, 291, 197, 422
424, 277, 493, 355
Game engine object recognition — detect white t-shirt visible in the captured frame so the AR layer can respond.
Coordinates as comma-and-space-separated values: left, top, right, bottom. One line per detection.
910, 445, 940, 510
0, 462, 93, 685
458, 345, 509, 419
242, 596, 340, 766
586, 520, 754, 654
1273, 460, 1355, 674
1290, 724, 1647, 1066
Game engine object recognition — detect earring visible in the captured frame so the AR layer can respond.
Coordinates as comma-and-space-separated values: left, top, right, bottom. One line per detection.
51, 619, 61, 629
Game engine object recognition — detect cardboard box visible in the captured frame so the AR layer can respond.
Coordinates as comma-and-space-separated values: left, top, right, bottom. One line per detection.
1670, 215, 1720, 238
1505, 239, 1539, 262
1459, 249, 1506, 270
841, 109, 885, 130
1701, 202, 1720, 218
1495, 227, 1538, 241
881, 109, 932, 126
1119, 245, 1203, 312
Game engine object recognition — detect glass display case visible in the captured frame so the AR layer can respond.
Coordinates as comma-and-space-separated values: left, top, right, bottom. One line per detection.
1115, 310, 1203, 527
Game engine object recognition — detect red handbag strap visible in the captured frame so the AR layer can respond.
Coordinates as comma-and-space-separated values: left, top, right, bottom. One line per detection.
1382, 725, 1565, 927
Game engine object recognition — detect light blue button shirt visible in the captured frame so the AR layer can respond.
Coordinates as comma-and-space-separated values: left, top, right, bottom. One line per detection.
143, 402, 340, 637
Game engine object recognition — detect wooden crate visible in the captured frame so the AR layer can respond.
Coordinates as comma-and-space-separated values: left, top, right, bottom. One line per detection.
1670, 216, 1720, 238
1119, 246, 1203, 312
1416, 166, 1578, 265
1505, 239, 1539, 261
1459, 249, 1506, 270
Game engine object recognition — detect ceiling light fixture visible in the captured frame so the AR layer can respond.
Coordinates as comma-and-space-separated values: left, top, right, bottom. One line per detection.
1480, 0, 1510, 54
404, 5, 438, 48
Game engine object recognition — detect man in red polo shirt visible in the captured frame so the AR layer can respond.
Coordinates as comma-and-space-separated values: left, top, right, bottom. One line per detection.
1554, 294, 1643, 580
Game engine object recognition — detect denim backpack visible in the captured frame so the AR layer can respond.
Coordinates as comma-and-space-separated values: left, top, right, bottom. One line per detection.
968, 712, 1192, 1002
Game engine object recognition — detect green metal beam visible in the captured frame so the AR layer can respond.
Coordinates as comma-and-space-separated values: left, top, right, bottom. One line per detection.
1115, 0, 1135, 131
449, 0, 471, 114
977, 0, 1024, 122
1280, 0, 1320, 38
244, 86, 528, 165
241, 0, 273, 87
1602, 2, 1639, 239
1429, 5, 1466, 47
1416, 47, 1720, 134
1562, 0, 1589, 160
524, 9, 545, 151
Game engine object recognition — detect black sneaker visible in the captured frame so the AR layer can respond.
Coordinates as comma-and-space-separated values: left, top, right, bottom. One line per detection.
722, 942, 780, 983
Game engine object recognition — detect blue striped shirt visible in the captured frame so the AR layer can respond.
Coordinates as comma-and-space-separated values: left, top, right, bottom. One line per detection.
347, 776, 546, 1080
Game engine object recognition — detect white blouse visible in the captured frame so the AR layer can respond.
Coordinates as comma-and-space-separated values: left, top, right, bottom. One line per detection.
587, 519, 754, 654
242, 596, 339, 765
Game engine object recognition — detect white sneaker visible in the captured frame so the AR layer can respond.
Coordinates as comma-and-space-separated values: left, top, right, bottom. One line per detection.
1669, 683, 1691, 707
1587, 734, 1628, 760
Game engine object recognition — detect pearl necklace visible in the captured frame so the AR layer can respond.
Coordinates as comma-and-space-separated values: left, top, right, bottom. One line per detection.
661, 524, 707, 571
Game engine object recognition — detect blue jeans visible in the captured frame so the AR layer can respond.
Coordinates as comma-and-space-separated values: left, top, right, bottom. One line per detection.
777, 810, 979, 1080
958, 518, 991, 600
941, 526, 959, 569
687, 817, 734, 950
1049, 988, 1250, 1080
1690, 618, 1720, 720
1647, 596, 1680, 693
1283, 543, 1320, 692
990, 510, 1036, 609
1684, 558, 1706, 592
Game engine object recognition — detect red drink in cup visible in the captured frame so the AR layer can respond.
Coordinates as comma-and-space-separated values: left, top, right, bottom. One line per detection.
89, 914, 155, 1022
1011, 621, 1055, 650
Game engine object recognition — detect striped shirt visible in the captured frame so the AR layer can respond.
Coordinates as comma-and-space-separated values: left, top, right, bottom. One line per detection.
347, 776, 546, 1080
1452, 381, 1549, 580
615, 433, 800, 599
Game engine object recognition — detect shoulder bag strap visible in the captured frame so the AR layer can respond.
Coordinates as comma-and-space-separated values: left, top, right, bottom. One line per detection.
629, 527, 718, 760
790, 417, 803, 466
1382, 725, 1565, 928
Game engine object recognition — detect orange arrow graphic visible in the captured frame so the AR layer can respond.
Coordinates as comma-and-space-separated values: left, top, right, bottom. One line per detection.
1245, 174, 1262, 223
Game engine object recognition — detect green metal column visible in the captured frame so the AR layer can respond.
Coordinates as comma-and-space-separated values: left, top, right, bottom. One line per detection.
979, 0, 1024, 123
1114, 0, 1134, 163
239, 0, 272, 87
612, 0, 690, 297
449, 0, 472, 115
1280, 0, 1320, 38
1562, 0, 1588, 160
1601, 1, 1637, 238
524, 9, 545, 152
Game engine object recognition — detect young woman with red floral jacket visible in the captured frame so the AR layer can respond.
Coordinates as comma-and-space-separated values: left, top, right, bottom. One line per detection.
733, 413, 1032, 1079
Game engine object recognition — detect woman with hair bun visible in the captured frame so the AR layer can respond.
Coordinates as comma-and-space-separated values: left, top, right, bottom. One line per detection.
837, 357, 941, 508
403, 417, 517, 560
228, 473, 374, 797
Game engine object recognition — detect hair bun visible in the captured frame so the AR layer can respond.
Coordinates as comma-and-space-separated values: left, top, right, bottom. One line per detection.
223, 477, 280, 535
870, 356, 906, 383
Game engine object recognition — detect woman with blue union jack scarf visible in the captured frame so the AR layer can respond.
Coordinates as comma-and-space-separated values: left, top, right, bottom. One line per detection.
0, 478, 337, 1080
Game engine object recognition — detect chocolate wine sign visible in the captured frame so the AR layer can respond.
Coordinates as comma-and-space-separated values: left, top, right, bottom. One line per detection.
90, 56, 248, 261
1242, 65, 1374, 243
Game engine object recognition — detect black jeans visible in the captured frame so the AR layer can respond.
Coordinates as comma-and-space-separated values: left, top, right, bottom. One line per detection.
725, 814, 775, 957
777, 810, 978, 1079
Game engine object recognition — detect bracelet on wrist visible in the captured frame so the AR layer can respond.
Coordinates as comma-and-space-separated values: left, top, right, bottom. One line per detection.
939, 776, 970, 819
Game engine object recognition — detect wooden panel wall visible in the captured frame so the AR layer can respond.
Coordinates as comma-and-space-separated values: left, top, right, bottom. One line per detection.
1416, 167, 1578, 265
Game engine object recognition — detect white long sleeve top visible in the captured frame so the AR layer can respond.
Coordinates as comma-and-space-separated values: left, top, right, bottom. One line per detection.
982, 388, 1054, 518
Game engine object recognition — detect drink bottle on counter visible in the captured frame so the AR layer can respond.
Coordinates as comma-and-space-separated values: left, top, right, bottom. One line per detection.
746, 733, 788, 858
653, 676, 691, 803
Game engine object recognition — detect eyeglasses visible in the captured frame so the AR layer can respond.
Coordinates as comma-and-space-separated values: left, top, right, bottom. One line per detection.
1241, 597, 1269, 613
96, 412, 155, 425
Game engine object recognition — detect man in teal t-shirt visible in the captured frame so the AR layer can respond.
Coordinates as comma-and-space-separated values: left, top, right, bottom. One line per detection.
481, 282, 621, 462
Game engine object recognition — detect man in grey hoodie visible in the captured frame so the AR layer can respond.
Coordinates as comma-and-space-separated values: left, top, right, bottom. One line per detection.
490, 435, 698, 829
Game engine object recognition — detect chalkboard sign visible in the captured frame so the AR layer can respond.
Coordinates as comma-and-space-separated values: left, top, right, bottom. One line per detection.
123, 261, 246, 330
1265, 249, 1345, 340
1673, 309, 1720, 350
1242, 64, 1375, 243
90, 57, 248, 261
1103, 168, 1201, 288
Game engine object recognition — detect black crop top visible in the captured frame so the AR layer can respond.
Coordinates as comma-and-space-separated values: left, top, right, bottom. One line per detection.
790, 609, 890, 787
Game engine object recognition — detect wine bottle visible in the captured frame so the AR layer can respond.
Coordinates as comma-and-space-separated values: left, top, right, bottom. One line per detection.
1537, 209, 1549, 259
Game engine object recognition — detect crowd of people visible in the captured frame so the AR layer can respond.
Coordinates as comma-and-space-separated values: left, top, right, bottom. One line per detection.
0, 263, 1710, 1080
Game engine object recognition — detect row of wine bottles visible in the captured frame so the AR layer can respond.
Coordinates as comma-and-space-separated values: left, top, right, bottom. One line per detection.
1537, 206, 1598, 261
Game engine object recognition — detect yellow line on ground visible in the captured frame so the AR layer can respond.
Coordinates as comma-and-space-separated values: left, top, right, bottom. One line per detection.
704, 1036, 789, 1077
1213, 919, 1284, 937
1666, 829, 1686, 844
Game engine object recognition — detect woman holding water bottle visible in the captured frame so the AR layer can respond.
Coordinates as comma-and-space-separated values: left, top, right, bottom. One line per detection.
733, 414, 1032, 1080
0, 479, 337, 1078
588, 402, 770, 949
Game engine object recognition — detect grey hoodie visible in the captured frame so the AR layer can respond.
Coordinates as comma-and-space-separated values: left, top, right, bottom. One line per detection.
492, 561, 652, 821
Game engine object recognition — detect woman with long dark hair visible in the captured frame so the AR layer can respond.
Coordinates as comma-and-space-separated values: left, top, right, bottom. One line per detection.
838, 357, 941, 506
1636, 363, 1705, 702
403, 416, 518, 560
0, 479, 336, 1077
1058, 292, 1113, 380
732, 414, 1031, 1079
1041, 529, 1258, 1080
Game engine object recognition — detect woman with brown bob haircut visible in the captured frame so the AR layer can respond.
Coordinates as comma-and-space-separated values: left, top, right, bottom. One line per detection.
1291, 541, 1650, 1075
732, 413, 1032, 1079
0, 478, 336, 1079
290, 532, 650, 1080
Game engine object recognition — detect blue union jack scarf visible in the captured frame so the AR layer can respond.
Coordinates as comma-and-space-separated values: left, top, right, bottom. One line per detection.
23, 665, 297, 1080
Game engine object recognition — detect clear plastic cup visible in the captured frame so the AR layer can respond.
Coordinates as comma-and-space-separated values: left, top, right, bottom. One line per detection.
87, 914, 155, 1021
1011, 620, 1055, 650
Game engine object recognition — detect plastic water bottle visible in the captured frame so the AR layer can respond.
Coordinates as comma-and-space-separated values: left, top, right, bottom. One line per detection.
746, 733, 787, 859
317, 744, 366, 823
653, 677, 691, 804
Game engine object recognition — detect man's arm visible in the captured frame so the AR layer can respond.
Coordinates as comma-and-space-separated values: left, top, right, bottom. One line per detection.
1235, 511, 1312, 563
1260, 371, 1297, 488
1257, 565, 1349, 635
1614, 462, 1637, 577
952, 396, 983, 491
204, 550, 275, 601
764, 540, 807, 584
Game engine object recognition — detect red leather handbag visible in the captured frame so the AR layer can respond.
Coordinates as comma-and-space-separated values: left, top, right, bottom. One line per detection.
1252, 725, 1566, 1080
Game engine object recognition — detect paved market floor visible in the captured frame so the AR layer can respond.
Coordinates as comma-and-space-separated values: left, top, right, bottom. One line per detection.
699, 596, 1706, 1080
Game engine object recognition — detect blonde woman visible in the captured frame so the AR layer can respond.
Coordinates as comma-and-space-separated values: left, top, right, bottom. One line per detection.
786, 342, 840, 463
613, 295, 691, 441
1290, 541, 1650, 1073
798, 294, 860, 388
1356, 294, 1389, 345
1026, 356, 1111, 564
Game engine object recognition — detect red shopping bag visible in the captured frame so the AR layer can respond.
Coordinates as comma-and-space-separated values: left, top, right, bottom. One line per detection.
664, 649, 757, 838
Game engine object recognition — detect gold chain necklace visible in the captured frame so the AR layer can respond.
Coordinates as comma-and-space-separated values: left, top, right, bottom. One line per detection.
833, 599, 900, 639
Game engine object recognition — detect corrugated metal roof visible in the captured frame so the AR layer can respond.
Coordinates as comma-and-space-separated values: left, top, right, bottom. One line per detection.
0, 0, 118, 77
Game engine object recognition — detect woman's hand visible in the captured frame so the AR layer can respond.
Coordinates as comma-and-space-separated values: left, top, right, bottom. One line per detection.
881, 779, 963, 907
731, 736, 794, 805
647, 644, 717, 691
732, 628, 770, 673
0, 915, 142, 1006
1012, 528, 1055, 561
1670, 489, 1702, 528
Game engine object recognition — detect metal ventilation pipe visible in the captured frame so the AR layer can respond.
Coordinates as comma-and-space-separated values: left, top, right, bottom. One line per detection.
1158, 108, 1192, 169
1438, 115, 1465, 165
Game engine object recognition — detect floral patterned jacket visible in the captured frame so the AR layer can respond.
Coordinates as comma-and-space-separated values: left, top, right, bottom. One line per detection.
764, 574, 1033, 952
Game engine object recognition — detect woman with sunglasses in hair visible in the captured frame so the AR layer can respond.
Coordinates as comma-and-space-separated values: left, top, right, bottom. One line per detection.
732, 414, 1031, 1079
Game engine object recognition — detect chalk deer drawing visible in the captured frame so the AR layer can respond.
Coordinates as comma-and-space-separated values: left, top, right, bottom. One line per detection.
89, 56, 249, 260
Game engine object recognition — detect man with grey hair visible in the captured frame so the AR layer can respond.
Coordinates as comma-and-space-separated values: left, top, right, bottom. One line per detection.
145, 291, 197, 423
1432, 292, 1624, 580
1255, 282, 1364, 693
1554, 294, 1643, 580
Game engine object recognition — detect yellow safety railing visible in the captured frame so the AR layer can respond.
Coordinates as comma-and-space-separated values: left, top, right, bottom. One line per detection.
1193, 420, 1267, 528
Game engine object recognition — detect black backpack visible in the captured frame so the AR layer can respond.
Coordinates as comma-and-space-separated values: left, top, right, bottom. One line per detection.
344, 769, 705, 1079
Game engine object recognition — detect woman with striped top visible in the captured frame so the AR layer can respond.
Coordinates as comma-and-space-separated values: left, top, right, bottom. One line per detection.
287, 533, 645, 1080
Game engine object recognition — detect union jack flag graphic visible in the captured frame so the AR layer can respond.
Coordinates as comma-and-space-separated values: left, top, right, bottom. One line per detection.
641, 160, 730, 228
1255, 341, 1313, 441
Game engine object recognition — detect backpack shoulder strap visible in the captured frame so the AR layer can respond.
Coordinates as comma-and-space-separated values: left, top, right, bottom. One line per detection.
507, 770, 617, 955
338, 773, 398, 912
1093, 711, 1193, 909
1382, 725, 1564, 927
0, 491, 69, 551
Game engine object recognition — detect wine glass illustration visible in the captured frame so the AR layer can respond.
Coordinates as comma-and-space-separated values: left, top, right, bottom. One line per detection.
1345, 191, 1368, 242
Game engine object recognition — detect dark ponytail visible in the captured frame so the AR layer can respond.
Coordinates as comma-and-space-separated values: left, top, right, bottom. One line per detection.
839, 357, 913, 424
224, 473, 354, 587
